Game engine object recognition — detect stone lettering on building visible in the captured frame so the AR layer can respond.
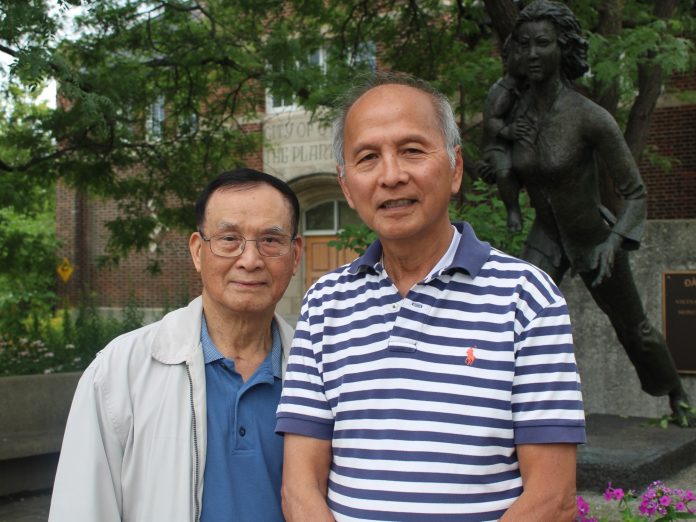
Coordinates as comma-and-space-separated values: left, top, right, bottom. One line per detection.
263, 112, 334, 179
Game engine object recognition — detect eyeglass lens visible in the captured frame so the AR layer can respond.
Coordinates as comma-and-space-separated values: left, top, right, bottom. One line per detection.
209, 234, 291, 257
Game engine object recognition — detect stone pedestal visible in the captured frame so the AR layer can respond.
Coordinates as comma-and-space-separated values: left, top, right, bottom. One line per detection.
577, 414, 696, 491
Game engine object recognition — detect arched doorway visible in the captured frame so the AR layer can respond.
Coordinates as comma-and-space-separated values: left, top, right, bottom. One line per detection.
288, 173, 362, 291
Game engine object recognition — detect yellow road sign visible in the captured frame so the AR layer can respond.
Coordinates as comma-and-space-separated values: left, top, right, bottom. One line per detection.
57, 257, 74, 283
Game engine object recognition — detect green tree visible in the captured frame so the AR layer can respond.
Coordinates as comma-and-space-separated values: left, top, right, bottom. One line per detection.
0, 0, 693, 264
0, 82, 59, 334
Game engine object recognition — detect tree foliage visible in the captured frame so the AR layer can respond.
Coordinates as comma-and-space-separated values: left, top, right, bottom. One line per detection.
0, 83, 59, 331
0, 0, 694, 265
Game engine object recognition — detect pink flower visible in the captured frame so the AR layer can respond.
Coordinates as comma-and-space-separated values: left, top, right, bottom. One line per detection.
660, 494, 671, 506
676, 501, 686, 511
577, 496, 590, 516
685, 490, 695, 502
603, 483, 612, 501
613, 488, 624, 501
640, 500, 657, 516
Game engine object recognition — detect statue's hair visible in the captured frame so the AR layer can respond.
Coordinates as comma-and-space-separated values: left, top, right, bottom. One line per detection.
515, 0, 589, 81
332, 71, 461, 176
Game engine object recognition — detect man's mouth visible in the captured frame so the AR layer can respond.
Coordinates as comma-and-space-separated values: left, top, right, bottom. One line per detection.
381, 199, 415, 209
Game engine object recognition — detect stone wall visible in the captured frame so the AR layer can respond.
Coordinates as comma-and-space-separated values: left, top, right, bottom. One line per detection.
562, 220, 696, 419
0, 372, 81, 495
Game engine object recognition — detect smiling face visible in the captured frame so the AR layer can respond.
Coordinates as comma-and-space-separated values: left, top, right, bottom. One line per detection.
516, 19, 562, 83
189, 183, 302, 320
338, 84, 463, 246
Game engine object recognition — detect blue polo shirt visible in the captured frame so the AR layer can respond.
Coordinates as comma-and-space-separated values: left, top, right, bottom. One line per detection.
200, 316, 284, 522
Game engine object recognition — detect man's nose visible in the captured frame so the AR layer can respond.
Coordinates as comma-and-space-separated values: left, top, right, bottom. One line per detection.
379, 153, 408, 186
236, 239, 265, 267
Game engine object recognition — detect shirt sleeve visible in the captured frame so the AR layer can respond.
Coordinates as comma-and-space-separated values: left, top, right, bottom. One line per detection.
276, 297, 335, 440
511, 296, 586, 445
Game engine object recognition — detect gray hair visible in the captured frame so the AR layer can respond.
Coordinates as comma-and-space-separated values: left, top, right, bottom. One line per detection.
332, 71, 461, 177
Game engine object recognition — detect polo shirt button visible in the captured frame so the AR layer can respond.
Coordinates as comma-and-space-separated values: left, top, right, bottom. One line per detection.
239, 426, 246, 437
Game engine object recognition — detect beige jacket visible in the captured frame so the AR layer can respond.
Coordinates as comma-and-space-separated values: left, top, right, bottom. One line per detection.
48, 296, 293, 522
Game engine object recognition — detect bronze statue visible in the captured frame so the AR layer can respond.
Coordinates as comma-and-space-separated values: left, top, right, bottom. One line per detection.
479, 36, 526, 232
479, 0, 695, 426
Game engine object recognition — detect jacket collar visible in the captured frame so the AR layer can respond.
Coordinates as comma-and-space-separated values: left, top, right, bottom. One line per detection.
150, 295, 294, 378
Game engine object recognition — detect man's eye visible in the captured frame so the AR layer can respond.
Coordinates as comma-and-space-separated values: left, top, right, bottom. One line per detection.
404, 148, 424, 155
220, 235, 241, 243
357, 153, 377, 163
260, 236, 283, 245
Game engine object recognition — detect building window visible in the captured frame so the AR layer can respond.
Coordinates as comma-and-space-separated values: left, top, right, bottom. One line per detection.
304, 200, 361, 235
146, 95, 166, 140
350, 41, 377, 70
177, 111, 198, 137
266, 48, 327, 113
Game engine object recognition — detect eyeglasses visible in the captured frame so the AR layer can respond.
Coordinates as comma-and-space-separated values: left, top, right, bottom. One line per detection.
198, 230, 296, 258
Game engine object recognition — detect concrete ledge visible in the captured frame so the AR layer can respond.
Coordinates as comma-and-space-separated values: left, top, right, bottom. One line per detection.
0, 454, 60, 497
0, 372, 81, 495
577, 414, 696, 491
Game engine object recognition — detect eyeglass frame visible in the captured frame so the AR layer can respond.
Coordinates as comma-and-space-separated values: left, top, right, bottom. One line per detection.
197, 229, 298, 258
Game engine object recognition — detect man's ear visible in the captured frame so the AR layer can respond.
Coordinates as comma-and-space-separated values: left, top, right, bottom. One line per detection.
451, 146, 464, 195
338, 167, 356, 209
189, 231, 203, 273
291, 235, 303, 276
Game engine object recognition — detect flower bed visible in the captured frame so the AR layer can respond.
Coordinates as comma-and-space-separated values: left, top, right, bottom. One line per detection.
577, 481, 696, 521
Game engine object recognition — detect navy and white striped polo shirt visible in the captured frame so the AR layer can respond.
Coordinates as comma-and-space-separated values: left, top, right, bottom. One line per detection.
277, 222, 585, 522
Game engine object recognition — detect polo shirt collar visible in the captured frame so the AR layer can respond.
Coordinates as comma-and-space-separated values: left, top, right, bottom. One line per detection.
201, 314, 283, 378
347, 221, 490, 279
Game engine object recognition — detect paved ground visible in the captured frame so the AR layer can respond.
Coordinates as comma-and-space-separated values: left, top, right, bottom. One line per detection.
0, 416, 696, 522
2, 454, 695, 521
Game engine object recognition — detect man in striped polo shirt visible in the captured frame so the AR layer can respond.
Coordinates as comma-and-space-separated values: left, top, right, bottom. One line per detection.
276, 72, 586, 521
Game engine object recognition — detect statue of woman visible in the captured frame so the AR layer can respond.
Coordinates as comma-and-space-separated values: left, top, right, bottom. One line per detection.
509, 0, 694, 426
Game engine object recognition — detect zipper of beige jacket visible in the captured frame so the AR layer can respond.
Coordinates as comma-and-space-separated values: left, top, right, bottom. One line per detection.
186, 364, 201, 522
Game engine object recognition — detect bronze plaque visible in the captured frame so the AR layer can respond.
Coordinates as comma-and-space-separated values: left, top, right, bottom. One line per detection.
663, 271, 696, 374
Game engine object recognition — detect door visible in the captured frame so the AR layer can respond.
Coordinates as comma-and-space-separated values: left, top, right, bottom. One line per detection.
303, 200, 362, 290
304, 236, 358, 289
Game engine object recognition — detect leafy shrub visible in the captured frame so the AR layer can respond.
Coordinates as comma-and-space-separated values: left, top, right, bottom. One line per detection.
0, 297, 157, 376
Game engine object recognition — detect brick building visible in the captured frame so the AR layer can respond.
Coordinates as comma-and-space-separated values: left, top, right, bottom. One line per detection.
55, 102, 359, 322
640, 73, 696, 219
55, 74, 696, 320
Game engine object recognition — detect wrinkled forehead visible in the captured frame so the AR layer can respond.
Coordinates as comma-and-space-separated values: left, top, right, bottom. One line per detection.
355, 83, 436, 111
204, 185, 294, 229
345, 84, 439, 133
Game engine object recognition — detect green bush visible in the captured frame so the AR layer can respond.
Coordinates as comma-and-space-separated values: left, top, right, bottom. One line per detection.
450, 180, 534, 257
0, 297, 157, 376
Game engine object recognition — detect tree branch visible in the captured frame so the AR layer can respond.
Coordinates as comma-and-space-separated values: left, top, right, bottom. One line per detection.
0, 43, 19, 59
624, 0, 678, 163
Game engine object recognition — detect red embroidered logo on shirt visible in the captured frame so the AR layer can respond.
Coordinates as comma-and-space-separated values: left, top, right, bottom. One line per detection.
466, 347, 476, 366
